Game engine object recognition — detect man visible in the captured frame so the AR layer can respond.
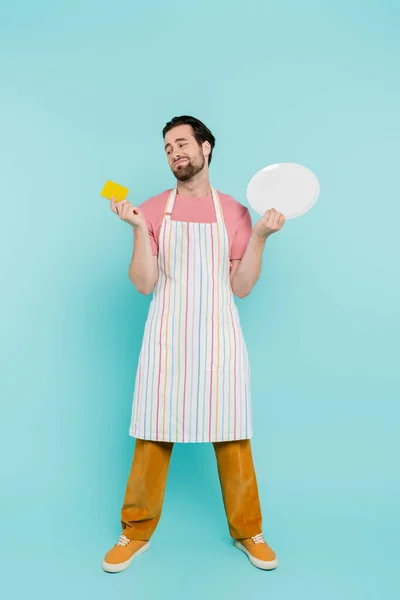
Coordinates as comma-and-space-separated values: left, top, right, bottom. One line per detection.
103, 116, 286, 573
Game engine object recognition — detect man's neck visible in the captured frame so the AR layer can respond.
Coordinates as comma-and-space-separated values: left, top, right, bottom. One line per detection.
176, 170, 211, 198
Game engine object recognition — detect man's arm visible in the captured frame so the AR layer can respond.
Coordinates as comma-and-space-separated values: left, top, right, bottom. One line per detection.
230, 208, 286, 298
109, 197, 158, 295
128, 224, 158, 295
230, 234, 266, 298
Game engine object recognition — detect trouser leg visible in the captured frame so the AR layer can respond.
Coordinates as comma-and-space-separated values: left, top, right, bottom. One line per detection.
213, 439, 262, 539
121, 439, 174, 541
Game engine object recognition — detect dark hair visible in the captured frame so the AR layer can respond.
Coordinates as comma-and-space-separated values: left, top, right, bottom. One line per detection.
162, 115, 216, 164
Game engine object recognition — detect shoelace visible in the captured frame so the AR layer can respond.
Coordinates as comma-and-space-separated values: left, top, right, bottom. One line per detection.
251, 533, 266, 545
116, 534, 131, 547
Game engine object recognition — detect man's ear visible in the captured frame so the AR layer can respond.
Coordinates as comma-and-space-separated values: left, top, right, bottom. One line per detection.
202, 141, 211, 159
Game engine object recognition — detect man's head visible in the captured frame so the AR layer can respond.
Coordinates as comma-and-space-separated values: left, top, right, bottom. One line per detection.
163, 116, 216, 182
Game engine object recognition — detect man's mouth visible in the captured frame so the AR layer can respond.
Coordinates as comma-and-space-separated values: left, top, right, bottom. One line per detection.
174, 158, 189, 167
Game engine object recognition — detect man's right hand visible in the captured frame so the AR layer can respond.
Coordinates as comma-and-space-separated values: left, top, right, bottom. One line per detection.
110, 197, 147, 229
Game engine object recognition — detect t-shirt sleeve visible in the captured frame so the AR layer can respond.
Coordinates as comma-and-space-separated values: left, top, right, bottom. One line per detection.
230, 208, 252, 260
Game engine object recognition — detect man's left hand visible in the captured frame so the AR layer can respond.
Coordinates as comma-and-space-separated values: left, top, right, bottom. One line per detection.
253, 208, 286, 239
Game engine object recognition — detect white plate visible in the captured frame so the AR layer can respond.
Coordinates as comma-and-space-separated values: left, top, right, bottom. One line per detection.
247, 162, 320, 219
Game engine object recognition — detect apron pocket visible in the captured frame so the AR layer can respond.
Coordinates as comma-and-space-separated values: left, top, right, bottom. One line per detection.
205, 317, 238, 372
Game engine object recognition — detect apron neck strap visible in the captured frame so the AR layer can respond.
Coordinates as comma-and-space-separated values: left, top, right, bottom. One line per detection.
164, 187, 224, 224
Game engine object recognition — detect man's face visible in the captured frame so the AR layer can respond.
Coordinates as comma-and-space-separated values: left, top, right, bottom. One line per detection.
164, 124, 208, 182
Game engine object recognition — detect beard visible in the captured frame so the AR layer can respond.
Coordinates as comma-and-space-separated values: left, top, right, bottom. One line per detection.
172, 152, 206, 182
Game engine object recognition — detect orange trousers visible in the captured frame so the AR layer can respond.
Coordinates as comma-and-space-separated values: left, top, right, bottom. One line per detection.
121, 439, 262, 541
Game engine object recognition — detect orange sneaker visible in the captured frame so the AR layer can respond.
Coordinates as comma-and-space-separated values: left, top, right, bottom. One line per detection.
234, 533, 278, 570
102, 534, 150, 573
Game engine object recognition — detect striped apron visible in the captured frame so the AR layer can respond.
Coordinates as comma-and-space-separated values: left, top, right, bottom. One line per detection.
129, 187, 252, 443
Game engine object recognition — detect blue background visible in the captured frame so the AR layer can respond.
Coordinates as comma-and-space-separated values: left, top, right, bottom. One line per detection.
1, 1, 399, 598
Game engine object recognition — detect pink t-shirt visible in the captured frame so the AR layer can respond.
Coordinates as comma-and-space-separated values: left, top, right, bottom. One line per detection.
139, 190, 252, 260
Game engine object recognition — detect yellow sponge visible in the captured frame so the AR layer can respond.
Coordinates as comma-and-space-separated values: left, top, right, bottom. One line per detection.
100, 180, 129, 202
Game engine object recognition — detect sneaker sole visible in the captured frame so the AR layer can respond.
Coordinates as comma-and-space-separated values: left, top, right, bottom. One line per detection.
234, 541, 278, 571
102, 541, 150, 573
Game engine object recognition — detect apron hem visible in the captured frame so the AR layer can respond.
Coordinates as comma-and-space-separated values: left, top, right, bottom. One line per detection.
129, 430, 253, 443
